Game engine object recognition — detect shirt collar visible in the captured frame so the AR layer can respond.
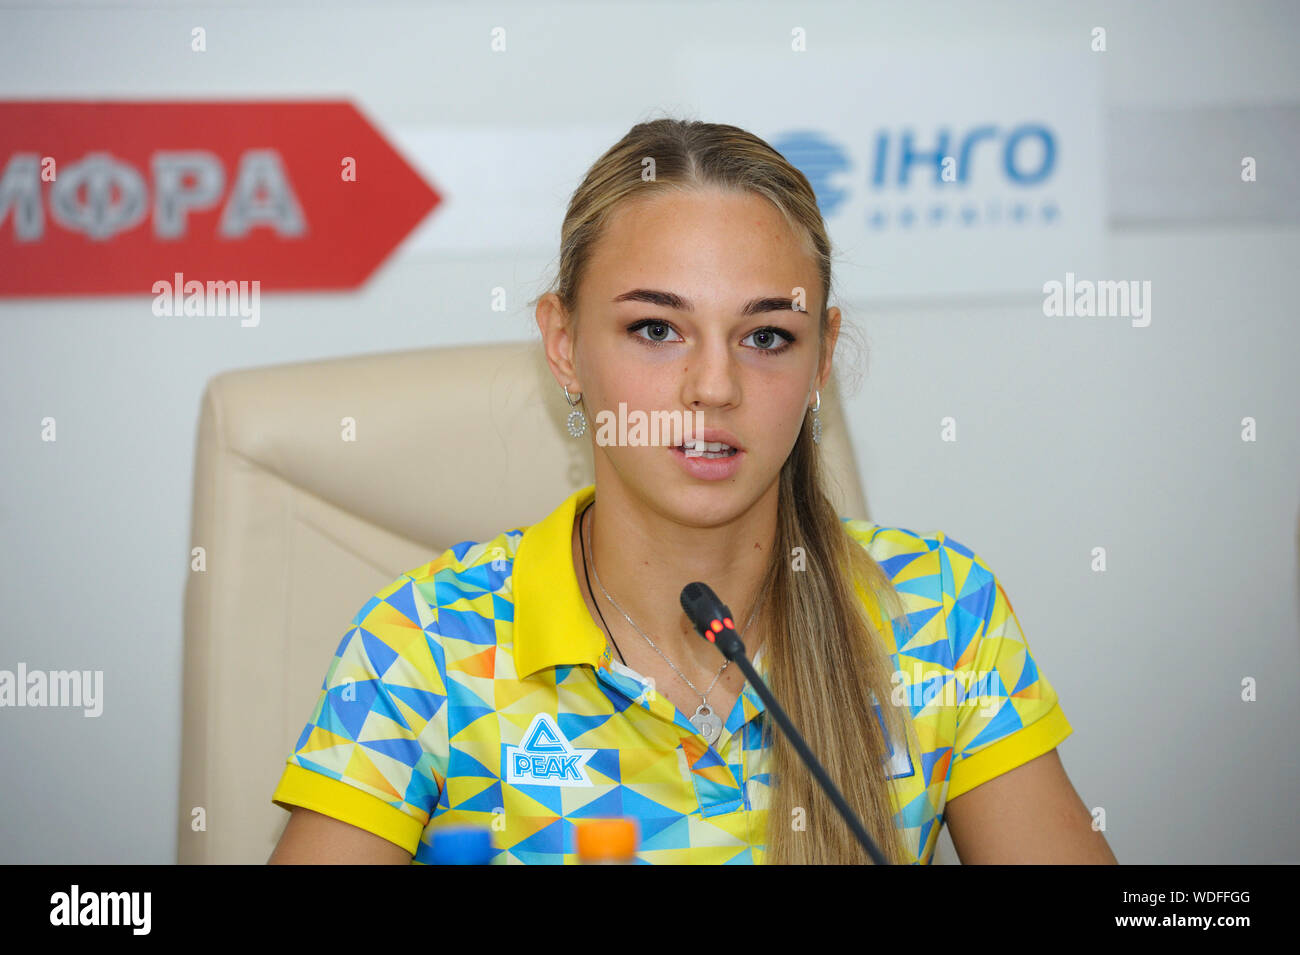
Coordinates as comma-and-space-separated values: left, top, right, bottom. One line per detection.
511, 483, 770, 693
513, 484, 608, 679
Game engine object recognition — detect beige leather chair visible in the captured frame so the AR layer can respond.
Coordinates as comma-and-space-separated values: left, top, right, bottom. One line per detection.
177, 340, 874, 864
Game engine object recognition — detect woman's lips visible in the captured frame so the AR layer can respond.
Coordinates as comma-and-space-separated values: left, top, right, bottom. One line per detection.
669, 444, 744, 480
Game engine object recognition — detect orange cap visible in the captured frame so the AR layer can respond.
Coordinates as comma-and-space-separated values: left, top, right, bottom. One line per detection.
576, 818, 639, 860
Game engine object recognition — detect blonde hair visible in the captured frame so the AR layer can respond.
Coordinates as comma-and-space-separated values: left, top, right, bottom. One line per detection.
534, 116, 914, 864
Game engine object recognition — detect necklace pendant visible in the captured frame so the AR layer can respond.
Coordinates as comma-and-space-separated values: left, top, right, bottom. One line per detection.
691, 703, 723, 745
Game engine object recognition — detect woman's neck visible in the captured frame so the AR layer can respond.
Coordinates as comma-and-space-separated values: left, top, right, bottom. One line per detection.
575, 477, 779, 672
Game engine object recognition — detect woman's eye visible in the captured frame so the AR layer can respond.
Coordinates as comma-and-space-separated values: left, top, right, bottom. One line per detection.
629, 320, 683, 344
743, 327, 795, 353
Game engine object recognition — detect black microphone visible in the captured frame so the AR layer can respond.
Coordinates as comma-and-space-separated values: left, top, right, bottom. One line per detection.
679, 581, 891, 865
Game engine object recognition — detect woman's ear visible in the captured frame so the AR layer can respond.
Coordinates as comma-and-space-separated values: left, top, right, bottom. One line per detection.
536, 292, 579, 390
817, 305, 842, 392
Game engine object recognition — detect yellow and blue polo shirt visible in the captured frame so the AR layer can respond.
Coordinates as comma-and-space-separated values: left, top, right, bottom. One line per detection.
271, 483, 1072, 864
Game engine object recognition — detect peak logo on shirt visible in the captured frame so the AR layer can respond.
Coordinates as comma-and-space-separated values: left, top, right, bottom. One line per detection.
505, 713, 596, 787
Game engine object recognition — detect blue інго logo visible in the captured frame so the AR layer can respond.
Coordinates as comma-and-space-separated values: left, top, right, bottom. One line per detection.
774, 125, 1061, 229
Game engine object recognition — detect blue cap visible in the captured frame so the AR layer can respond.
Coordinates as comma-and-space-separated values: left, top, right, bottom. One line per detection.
429, 826, 495, 865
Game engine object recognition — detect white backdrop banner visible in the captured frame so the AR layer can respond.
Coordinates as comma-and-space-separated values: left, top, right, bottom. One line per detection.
672, 41, 1107, 300
389, 44, 1106, 301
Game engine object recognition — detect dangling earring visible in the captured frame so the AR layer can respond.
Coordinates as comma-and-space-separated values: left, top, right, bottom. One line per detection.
810, 390, 822, 445
564, 384, 587, 437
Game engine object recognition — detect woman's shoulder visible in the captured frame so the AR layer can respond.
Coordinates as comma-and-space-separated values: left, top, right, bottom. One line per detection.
840, 515, 1017, 634
357, 524, 529, 616
839, 517, 992, 587
840, 516, 942, 559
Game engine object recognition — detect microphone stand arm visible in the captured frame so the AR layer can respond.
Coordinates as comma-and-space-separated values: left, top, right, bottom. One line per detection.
717, 631, 891, 865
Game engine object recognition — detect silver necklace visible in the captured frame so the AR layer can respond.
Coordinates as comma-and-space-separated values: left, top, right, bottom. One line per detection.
584, 503, 762, 745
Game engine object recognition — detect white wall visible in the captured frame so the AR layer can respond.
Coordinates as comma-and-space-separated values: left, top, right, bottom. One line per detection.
1, 0, 1297, 864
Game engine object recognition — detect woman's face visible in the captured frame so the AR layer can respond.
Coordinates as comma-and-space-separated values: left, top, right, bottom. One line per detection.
548, 187, 838, 527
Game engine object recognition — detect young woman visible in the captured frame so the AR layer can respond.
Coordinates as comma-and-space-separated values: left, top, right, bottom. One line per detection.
269, 117, 1117, 865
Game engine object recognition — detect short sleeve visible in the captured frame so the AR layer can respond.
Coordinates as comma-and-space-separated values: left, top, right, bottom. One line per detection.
271, 575, 448, 854
940, 534, 1073, 802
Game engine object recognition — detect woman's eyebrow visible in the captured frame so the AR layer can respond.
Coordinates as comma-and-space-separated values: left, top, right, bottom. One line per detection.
612, 288, 802, 316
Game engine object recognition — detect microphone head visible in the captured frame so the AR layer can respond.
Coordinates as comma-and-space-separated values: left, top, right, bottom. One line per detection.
679, 582, 736, 644
679, 581, 705, 617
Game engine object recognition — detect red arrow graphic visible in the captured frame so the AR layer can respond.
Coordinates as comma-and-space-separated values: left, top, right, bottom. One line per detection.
0, 101, 441, 296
